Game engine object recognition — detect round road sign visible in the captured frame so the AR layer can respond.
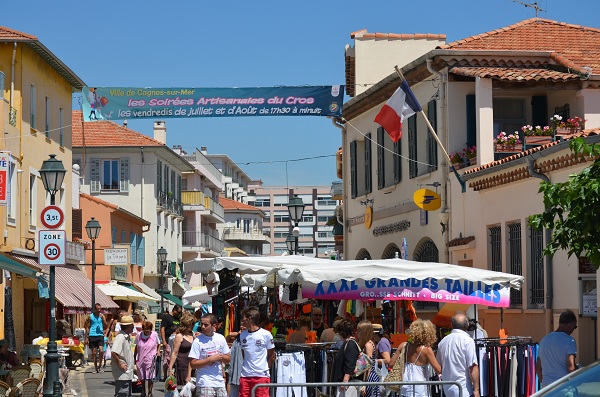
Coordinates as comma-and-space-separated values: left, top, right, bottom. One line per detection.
43, 243, 61, 261
40, 206, 64, 229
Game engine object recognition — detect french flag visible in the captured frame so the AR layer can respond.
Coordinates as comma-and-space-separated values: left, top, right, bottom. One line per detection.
374, 80, 422, 142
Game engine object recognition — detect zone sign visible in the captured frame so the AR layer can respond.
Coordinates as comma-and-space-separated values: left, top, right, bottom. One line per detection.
40, 205, 65, 229
39, 230, 66, 266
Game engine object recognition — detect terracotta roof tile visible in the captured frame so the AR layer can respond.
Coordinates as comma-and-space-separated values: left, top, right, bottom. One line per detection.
220, 197, 262, 212
351, 29, 445, 41
446, 236, 475, 248
72, 110, 165, 148
0, 26, 37, 41
450, 66, 580, 82
440, 18, 600, 73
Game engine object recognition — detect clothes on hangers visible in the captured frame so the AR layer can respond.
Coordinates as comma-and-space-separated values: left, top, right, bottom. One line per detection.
275, 351, 307, 397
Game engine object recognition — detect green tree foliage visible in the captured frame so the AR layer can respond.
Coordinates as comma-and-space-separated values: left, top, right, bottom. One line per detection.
529, 137, 600, 269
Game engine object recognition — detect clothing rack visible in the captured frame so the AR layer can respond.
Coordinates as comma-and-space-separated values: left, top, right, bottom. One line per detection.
475, 336, 532, 347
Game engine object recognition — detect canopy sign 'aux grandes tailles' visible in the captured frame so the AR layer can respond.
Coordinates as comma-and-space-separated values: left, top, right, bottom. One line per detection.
82, 86, 344, 121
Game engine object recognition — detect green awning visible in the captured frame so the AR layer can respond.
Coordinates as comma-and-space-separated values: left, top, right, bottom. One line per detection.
0, 253, 40, 278
161, 293, 193, 311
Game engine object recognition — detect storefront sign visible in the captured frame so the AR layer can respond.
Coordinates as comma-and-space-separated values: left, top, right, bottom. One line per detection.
111, 265, 128, 281
303, 277, 512, 307
364, 206, 373, 229
104, 248, 129, 265
413, 188, 441, 211
0, 152, 9, 206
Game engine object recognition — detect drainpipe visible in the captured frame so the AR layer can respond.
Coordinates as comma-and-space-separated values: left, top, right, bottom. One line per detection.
10, 43, 16, 110
427, 58, 451, 263
526, 156, 553, 313
140, 147, 144, 220
331, 117, 347, 260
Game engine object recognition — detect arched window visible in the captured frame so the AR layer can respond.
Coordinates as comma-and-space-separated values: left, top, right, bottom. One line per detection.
412, 239, 440, 310
355, 249, 372, 260
381, 244, 400, 259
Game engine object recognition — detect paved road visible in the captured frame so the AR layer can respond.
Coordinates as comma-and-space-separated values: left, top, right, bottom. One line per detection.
69, 363, 167, 397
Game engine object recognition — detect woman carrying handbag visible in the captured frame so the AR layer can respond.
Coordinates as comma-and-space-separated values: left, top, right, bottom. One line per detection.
332, 320, 361, 397
388, 320, 441, 397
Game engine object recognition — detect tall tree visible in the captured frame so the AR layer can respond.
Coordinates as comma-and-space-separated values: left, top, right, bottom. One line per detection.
529, 137, 600, 268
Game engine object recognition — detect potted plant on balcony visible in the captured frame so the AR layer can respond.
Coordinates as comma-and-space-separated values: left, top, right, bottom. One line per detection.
494, 131, 522, 152
449, 150, 466, 169
465, 146, 477, 165
553, 115, 586, 136
522, 124, 553, 145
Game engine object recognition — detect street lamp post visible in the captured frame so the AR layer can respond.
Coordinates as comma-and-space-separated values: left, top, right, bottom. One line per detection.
85, 218, 101, 309
285, 233, 297, 255
157, 247, 168, 317
39, 154, 66, 397
287, 195, 305, 255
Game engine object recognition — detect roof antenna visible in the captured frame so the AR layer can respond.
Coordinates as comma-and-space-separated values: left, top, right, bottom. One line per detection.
512, 0, 545, 17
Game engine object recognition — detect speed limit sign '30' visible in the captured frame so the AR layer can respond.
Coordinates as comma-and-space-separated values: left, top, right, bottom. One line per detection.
39, 230, 66, 266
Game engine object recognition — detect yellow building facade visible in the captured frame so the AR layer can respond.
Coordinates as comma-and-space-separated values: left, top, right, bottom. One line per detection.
0, 27, 84, 349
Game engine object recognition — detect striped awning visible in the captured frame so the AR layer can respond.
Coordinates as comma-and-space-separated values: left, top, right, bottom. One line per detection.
7, 253, 118, 313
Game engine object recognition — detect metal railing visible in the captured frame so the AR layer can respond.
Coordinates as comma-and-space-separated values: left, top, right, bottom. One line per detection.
157, 191, 183, 216
182, 231, 224, 253
182, 151, 223, 183
222, 227, 271, 242
251, 380, 462, 397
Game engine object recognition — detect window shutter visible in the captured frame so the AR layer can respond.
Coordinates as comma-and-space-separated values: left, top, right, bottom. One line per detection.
466, 95, 476, 148
408, 116, 418, 179
111, 226, 117, 245
138, 236, 145, 267
531, 96, 548, 127
72, 208, 82, 240
377, 127, 385, 189
394, 139, 402, 183
156, 160, 162, 195
427, 100, 438, 172
365, 133, 372, 193
130, 232, 137, 265
90, 158, 101, 193
177, 175, 182, 202
164, 165, 169, 194
120, 158, 129, 192
350, 140, 357, 199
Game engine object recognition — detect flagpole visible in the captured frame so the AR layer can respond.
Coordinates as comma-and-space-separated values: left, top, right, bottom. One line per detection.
393, 66, 466, 193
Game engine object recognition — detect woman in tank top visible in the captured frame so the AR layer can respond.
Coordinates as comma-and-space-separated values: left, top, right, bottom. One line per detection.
168, 313, 196, 386
388, 320, 442, 397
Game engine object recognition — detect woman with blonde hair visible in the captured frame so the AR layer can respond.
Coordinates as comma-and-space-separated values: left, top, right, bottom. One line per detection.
168, 313, 195, 386
388, 319, 442, 397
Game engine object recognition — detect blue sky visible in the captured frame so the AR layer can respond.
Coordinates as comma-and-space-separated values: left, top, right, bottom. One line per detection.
3, 0, 599, 187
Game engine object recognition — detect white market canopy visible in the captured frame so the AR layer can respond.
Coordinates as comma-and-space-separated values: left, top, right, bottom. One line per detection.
184, 257, 523, 308
97, 281, 159, 302
182, 286, 210, 305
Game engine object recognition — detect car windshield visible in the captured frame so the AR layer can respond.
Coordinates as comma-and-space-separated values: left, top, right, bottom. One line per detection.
538, 362, 600, 397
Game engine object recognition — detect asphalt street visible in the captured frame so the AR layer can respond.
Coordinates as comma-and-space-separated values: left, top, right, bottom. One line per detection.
69, 363, 167, 397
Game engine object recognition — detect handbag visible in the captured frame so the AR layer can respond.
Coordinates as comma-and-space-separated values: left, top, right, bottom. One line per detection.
385, 342, 407, 392
345, 338, 374, 377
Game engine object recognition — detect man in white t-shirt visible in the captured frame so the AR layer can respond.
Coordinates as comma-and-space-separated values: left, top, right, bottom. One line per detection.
536, 309, 578, 389
437, 313, 480, 397
189, 313, 231, 397
239, 307, 275, 397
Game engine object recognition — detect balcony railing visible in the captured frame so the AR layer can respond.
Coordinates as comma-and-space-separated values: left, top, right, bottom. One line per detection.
182, 230, 224, 253
157, 191, 183, 216
181, 151, 223, 183
222, 228, 271, 242
181, 191, 224, 220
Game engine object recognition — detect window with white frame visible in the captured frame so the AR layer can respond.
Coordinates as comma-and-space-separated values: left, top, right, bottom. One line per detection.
90, 158, 129, 193
29, 173, 37, 229
7, 158, 17, 224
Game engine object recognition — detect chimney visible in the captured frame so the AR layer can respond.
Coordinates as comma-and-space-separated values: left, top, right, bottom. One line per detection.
123, 120, 128, 128
154, 121, 166, 144
200, 146, 208, 155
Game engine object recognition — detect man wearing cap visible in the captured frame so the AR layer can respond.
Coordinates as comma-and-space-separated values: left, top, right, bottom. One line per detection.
112, 315, 135, 397
0, 340, 18, 368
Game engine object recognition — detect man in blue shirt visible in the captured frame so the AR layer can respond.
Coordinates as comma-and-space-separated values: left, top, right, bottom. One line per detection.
536, 310, 578, 389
